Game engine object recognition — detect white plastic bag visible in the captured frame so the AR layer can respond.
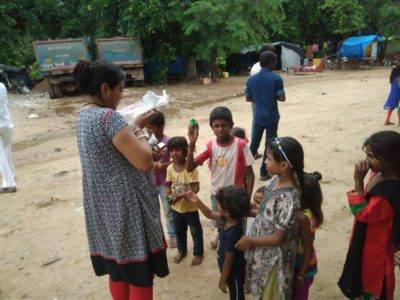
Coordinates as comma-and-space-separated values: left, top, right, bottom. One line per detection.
118, 90, 169, 124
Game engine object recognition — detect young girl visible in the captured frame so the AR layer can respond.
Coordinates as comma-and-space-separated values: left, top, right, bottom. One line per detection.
339, 130, 400, 300
235, 136, 304, 300
165, 136, 203, 265
293, 171, 324, 300
185, 186, 250, 300
383, 65, 400, 125
146, 111, 176, 248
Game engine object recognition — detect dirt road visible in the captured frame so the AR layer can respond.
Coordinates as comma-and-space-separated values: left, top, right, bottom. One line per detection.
1, 68, 399, 299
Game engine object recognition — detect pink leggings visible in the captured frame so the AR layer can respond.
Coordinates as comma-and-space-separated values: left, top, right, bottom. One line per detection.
109, 277, 153, 300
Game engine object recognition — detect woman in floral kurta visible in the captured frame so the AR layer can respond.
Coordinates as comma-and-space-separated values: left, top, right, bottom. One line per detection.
245, 176, 300, 299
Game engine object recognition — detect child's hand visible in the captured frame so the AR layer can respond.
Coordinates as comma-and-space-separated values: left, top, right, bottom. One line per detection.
395, 250, 400, 267
188, 125, 199, 145
184, 191, 199, 203
354, 159, 369, 182
235, 236, 252, 251
134, 110, 157, 128
218, 279, 227, 293
354, 159, 369, 193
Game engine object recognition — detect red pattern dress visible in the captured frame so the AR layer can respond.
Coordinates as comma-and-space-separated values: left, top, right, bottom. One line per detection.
347, 189, 396, 299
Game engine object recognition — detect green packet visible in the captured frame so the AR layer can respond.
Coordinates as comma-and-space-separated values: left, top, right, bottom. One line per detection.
189, 118, 198, 128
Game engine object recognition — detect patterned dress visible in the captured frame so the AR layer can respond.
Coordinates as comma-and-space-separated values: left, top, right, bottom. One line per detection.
77, 107, 169, 287
245, 176, 300, 300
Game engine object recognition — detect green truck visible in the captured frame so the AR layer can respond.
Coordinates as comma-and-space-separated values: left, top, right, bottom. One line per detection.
33, 38, 91, 99
96, 37, 144, 86
33, 37, 144, 99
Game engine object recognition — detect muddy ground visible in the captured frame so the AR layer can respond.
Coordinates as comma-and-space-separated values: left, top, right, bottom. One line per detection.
1, 68, 399, 299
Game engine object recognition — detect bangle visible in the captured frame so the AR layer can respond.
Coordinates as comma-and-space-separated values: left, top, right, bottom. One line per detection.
134, 128, 145, 136
296, 275, 304, 280
137, 134, 148, 141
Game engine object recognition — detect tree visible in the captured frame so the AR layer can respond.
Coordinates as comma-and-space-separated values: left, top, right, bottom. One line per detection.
321, 0, 366, 36
169, 0, 285, 80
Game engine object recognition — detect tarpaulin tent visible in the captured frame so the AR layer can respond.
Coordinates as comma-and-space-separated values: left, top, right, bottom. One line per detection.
340, 35, 384, 59
272, 42, 303, 70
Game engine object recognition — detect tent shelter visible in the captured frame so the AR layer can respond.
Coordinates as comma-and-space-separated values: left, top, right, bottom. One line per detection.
272, 42, 303, 70
340, 35, 384, 59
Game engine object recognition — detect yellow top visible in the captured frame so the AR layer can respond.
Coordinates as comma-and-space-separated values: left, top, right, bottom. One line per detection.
166, 165, 199, 213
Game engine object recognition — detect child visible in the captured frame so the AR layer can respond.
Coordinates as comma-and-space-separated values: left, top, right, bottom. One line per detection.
185, 186, 250, 300
187, 106, 255, 248
231, 127, 249, 143
293, 171, 324, 300
235, 136, 305, 300
383, 65, 400, 125
165, 136, 204, 265
339, 130, 400, 300
146, 111, 176, 248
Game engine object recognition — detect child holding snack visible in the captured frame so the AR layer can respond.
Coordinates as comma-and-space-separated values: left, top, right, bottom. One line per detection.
187, 107, 255, 248
165, 136, 204, 265
146, 111, 176, 248
186, 186, 250, 300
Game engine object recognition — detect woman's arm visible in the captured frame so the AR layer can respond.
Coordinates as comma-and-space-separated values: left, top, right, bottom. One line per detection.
112, 111, 157, 172
113, 126, 153, 171
295, 214, 312, 288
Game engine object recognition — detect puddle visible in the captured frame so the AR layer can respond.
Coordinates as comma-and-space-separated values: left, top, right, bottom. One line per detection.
12, 136, 53, 151
55, 106, 76, 115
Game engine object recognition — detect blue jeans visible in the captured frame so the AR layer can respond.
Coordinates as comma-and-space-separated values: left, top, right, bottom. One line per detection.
158, 186, 175, 236
251, 103, 256, 143
250, 122, 278, 177
172, 210, 204, 256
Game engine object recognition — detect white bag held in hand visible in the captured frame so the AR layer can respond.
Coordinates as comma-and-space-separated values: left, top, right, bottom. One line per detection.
118, 90, 169, 124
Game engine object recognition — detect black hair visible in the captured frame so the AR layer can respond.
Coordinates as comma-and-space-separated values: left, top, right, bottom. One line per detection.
255, 186, 266, 194
389, 65, 400, 84
149, 110, 165, 127
363, 130, 400, 176
267, 136, 306, 203
216, 186, 250, 219
231, 127, 246, 139
260, 51, 277, 68
167, 136, 189, 156
209, 106, 234, 127
73, 61, 125, 97
260, 44, 276, 54
302, 171, 324, 228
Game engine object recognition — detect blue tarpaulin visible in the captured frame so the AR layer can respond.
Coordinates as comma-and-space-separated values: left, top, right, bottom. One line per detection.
340, 35, 384, 59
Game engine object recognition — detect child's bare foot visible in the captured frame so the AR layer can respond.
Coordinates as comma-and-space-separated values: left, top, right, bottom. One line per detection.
174, 252, 186, 264
191, 255, 203, 266
384, 121, 394, 125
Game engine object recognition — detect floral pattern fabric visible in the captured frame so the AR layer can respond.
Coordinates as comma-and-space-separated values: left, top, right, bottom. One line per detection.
246, 176, 300, 300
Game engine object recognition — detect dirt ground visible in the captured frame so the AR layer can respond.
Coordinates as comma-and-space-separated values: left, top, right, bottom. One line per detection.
1, 67, 399, 299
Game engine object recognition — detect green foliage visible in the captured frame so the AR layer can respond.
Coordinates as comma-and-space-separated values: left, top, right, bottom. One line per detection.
0, 0, 398, 81
321, 0, 366, 35
29, 62, 41, 80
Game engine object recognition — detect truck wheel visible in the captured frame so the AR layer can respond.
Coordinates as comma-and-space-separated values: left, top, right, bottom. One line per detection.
46, 80, 56, 99
134, 79, 144, 87
52, 83, 64, 98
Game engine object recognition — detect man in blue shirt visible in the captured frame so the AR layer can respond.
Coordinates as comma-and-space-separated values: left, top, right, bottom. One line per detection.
245, 51, 286, 180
